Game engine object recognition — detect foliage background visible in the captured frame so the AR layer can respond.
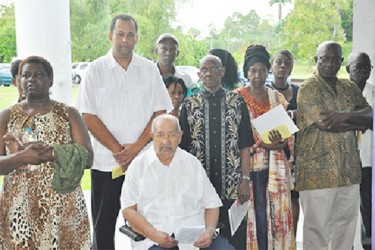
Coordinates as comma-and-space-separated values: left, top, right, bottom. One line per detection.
0, 0, 353, 68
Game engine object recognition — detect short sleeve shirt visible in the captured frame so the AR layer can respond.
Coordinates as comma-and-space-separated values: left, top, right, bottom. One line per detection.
120, 147, 222, 250
76, 51, 173, 171
295, 73, 370, 190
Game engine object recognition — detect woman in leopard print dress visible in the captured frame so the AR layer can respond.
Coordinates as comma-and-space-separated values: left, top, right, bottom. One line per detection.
0, 56, 93, 249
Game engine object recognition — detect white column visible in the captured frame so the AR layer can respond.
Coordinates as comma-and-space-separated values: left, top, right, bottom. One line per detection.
353, 0, 375, 246
353, 0, 375, 85
14, 0, 72, 105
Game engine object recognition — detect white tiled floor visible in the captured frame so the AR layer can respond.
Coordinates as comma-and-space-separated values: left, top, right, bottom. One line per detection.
83, 191, 363, 250
0, 186, 362, 250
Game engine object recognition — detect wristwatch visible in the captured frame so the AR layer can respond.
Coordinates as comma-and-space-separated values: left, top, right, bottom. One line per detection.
205, 226, 219, 239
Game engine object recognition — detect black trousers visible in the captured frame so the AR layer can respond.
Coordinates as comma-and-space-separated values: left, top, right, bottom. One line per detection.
250, 169, 268, 250
91, 169, 125, 250
360, 167, 372, 249
219, 199, 247, 250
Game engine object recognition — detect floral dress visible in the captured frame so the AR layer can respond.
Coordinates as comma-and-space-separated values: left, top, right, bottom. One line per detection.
0, 102, 91, 249
236, 87, 295, 250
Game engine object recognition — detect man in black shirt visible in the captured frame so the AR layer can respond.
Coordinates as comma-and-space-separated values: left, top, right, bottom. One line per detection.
179, 54, 254, 249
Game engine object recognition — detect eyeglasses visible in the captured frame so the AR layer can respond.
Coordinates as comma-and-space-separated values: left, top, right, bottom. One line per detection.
317, 56, 343, 64
199, 67, 221, 75
153, 131, 179, 141
352, 64, 373, 71
21, 71, 47, 80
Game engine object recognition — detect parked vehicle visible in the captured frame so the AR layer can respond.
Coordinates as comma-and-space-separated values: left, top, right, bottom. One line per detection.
72, 62, 89, 84
175, 65, 199, 83
0, 64, 12, 87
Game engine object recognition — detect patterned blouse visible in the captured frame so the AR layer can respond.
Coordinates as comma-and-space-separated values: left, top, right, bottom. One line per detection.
179, 89, 254, 199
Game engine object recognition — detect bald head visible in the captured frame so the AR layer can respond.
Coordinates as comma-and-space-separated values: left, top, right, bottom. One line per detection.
316, 41, 342, 57
346, 52, 372, 90
347, 52, 371, 66
315, 41, 343, 79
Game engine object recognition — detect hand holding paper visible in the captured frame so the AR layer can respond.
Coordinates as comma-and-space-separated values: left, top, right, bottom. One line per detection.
251, 104, 299, 144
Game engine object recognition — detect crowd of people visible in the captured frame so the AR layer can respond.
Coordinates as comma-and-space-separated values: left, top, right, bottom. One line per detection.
0, 13, 372, 250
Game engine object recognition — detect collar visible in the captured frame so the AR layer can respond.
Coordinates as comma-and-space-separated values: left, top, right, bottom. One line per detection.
202, 88, 225, 98
105, 49, 141, 70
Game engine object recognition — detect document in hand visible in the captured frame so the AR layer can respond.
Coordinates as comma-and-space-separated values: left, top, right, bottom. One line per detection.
112, 165, 125, 179
228, 200, 251, 236
175, 226, 205, 244
251, 104, 299, 143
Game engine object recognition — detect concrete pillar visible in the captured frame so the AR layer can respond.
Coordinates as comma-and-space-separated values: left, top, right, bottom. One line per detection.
353, 0, 375, 246
14, 0, 72, 105
352, 0, 375, 85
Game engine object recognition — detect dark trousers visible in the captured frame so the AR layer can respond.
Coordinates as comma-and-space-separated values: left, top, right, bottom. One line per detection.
219, 199, 247, 250
250, 169, 268, 250
91, 169, 125, 250
360, 167, 372, 250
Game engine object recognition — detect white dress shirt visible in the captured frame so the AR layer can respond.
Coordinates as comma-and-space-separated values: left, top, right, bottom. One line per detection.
76, 50, 173, 171
121, 147, 222, 250
358, 82, 374, 167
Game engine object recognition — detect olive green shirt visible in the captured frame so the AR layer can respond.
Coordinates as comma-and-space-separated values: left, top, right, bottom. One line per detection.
295, 72, 370, 191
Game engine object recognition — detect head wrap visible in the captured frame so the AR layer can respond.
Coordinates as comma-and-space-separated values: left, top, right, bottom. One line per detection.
243, 45, 271, 77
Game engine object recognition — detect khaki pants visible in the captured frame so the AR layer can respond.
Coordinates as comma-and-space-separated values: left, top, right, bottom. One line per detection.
300, 185, 359, 250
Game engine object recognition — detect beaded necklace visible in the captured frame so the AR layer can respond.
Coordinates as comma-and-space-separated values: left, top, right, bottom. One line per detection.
271, 81, 290, 91
238, 87, 270, 118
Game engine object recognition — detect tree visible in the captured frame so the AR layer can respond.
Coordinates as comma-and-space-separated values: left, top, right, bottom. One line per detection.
269, 0, 292, 23
0, 3, 16, 62
279, 0, 348, 61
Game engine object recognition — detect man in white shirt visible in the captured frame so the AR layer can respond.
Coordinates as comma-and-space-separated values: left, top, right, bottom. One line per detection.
76, 14, 173, 250
346, 52, 373, 250
121, 114, 234, 250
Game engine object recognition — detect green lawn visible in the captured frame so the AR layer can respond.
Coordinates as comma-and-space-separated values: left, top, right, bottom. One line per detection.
291, 61, 349, 80
0, 85, 91, 190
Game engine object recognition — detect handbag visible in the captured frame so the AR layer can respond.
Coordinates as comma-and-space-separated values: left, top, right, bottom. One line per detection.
119, 220, 146, 242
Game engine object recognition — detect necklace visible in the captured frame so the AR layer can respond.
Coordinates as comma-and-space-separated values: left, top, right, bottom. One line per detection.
238, 87, 270, 117
271, 81, 290, 91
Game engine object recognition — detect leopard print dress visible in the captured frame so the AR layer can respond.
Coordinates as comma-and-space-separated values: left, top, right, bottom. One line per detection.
0, 102, 91, 249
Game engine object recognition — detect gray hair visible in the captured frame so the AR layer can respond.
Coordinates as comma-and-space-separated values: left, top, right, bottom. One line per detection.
199, 54, 222, 68
151, 114, 181, 133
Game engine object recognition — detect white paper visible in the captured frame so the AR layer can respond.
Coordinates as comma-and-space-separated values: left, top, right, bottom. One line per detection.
228, 200, 250, 236
251, 104, 299, 139
175, 226, 205, 244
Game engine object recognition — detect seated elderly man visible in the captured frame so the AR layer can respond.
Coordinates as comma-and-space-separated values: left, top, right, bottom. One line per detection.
121, 114, 234, 250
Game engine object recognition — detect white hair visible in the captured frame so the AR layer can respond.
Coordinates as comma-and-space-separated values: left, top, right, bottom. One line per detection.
199, 54, 222, 68
151, 114, 181, 133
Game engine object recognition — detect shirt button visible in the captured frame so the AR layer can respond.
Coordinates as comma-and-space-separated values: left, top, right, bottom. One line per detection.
213, 117, 216, 120
215, 172, 218, 176
213, 131, 216, 134
214, 145, 217, 148
214, 159, 217, 162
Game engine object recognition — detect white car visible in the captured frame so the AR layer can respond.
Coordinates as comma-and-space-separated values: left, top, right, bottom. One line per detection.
72, 62, 89, 84
175, 65, 199, 84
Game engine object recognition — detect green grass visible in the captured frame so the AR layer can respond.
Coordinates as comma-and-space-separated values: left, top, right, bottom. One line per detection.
291, 61, 349, 80
0, 85, 91, 190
